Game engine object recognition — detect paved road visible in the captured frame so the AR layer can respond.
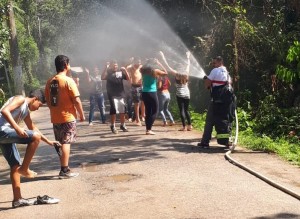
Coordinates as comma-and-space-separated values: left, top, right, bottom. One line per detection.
1, 101, 300, 219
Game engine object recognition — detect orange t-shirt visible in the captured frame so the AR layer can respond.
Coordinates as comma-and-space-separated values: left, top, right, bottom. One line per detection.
45, 74, 80, 124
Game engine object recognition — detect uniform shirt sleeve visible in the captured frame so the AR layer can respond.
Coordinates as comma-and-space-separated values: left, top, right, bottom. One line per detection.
207, 68, 217, 81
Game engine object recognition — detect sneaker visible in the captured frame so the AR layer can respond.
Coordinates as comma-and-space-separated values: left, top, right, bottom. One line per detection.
89, 122, 93, 126
35, 195, 60, 205
162, 122, 167, 127
110, 125, 118, 134
197, 142, 210, 148
59, 170, 79, 179
12, 198, 35, 208
120, 125, 128, 132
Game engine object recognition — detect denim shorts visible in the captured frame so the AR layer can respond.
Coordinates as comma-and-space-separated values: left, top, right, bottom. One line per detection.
0, 128, 35, 167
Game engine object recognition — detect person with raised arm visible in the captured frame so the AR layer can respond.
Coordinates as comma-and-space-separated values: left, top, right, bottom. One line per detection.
140, 58, 168, 135
160, 51, 192, 131
101, 60, 130, 134
126, 57, 145, 126
86, 65, 106, 125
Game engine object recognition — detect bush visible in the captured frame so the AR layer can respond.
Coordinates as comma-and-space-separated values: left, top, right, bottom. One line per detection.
0, 88, 6, 107
24, 77, 41, 93
192, 108, 300, 166
254, 95, 300, 138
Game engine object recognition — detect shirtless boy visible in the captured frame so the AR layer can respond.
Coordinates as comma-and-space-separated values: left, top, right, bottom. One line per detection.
126, 57, 145, 126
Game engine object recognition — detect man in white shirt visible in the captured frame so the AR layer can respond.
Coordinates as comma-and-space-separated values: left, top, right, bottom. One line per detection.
198, 56, 234, 148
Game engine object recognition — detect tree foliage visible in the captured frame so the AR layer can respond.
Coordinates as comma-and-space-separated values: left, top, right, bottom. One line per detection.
0, 0, 300, 137
276, 41, 300, 83
0, 0, 9, 67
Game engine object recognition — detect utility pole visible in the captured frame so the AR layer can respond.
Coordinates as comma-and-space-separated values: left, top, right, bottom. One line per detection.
7, 0, 24, 95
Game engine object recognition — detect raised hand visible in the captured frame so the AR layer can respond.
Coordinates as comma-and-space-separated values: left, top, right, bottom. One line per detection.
159, 51, 165, 59
186, 51, 191, 58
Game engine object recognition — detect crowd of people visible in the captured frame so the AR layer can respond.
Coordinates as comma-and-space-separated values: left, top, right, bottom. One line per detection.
81, 53, 192, 135
0, 52, 235, 208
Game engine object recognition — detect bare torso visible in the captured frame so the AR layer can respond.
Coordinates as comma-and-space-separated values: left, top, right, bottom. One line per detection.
127, 65, 142, 85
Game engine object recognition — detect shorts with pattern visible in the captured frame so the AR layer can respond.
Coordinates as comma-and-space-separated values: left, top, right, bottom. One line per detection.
53, 121, 77, 144
131, 85, 143, 103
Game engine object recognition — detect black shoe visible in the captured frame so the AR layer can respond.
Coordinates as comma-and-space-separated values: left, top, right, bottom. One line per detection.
225, 142, 233, 149
120, 125, 128, 132
197, 142, 210, 148
35, 195, 60, 204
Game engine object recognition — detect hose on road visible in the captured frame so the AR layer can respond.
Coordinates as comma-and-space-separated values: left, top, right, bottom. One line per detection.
224, 109, 300, 201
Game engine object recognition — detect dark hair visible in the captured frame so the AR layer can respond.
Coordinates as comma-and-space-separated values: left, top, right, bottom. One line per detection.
29, 89, 46, 104
175, 73, 188, 85
55, 55, 69, 73
140, 59, 156, 76
213, 56, 223, 63
109, 60, 118, 65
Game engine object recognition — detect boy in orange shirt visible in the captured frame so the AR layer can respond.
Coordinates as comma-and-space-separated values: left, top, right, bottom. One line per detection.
45, 55, 85, 179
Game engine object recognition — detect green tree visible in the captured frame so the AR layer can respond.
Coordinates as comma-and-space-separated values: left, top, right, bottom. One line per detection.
0, 0, 9, 67
276, 41, 300, 83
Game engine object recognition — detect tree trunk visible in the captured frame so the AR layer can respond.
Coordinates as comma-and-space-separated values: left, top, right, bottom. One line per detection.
286, 0, 300, 18
231, 0, 239, 92
7, 1, 24, 95
232, 18, 239, 91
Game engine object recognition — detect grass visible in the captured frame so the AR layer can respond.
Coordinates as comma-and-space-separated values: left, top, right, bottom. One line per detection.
191, 111, 300, 167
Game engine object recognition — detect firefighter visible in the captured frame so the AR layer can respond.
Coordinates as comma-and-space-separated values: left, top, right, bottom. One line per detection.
198, 56, 235, 148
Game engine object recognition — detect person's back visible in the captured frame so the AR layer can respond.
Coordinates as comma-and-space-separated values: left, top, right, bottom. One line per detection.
159, 51, 192, 131
45, 74, 78, 123
208, 66, 230, 87
44, 55, 85, 179
0, 96, 29, 128
140, 58, 168, 135
175, 74, 190, 99
142, 73, 157, 92
158, 76, 170, 93
157, 76, 174, 126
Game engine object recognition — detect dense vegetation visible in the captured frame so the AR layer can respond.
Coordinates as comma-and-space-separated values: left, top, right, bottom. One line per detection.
0, 0, 299, 164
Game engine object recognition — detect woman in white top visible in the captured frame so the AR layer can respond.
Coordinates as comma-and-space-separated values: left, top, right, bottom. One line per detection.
160, 51, 192, 131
